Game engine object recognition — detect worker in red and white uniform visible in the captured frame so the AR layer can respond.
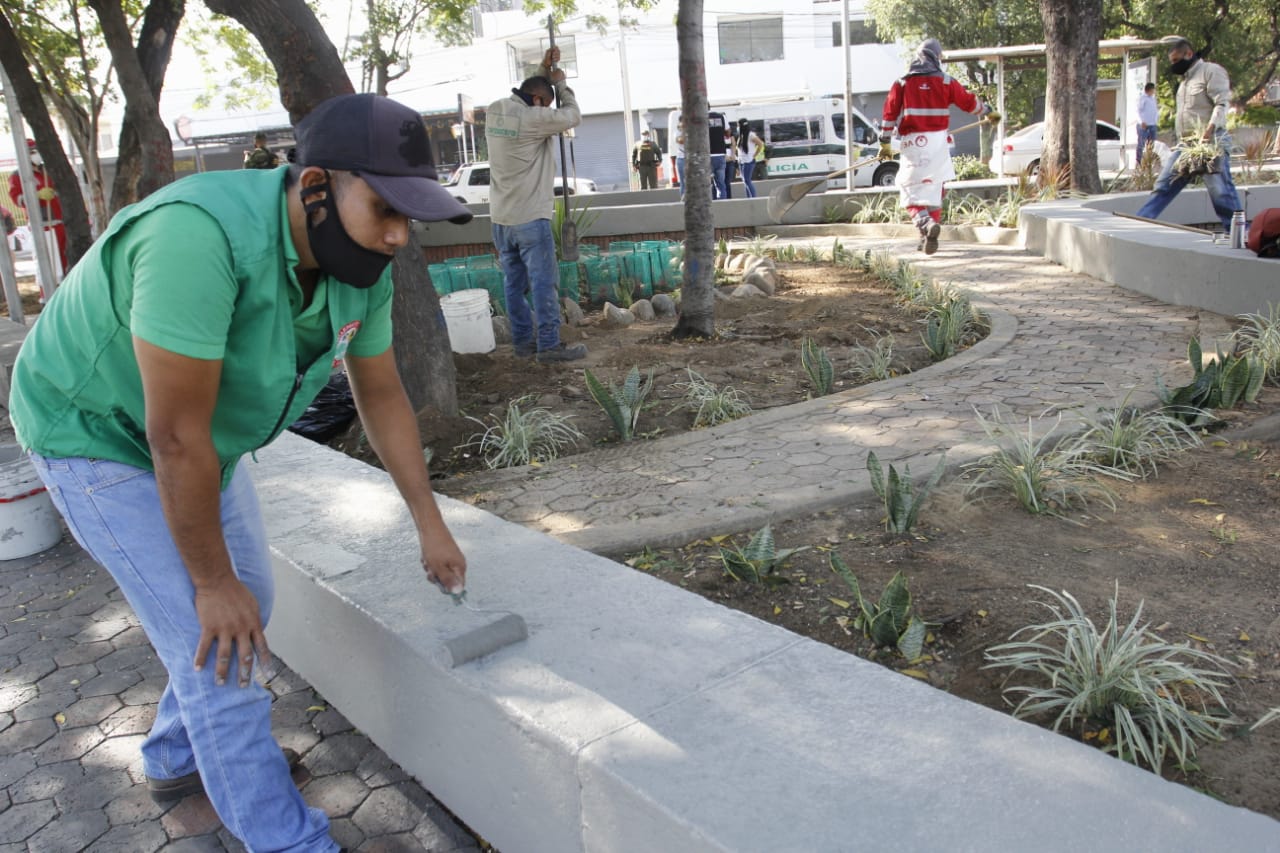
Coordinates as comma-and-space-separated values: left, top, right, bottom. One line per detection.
8, 138, 68, 278
879, 39, 998, 254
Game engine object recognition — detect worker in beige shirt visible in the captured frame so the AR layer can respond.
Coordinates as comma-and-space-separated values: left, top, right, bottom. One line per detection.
485, 46, 585, 362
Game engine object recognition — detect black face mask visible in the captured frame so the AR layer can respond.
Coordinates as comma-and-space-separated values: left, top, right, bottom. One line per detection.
299, 175, 393, 289
1169, 55, 1196, 75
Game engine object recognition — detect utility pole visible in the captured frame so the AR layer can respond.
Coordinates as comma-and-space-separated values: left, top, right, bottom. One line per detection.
618, 3, 638, 190
842, 0, 855, 191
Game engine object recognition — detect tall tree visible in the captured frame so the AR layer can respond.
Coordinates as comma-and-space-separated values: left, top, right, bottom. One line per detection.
671, 0, 714, 340
204, 0, 459, 417
1039, 0, 1103, 193
109, 0, 184, 211
0, 9, 95, 268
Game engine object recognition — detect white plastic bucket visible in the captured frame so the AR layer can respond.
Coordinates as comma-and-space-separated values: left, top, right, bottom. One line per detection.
440, 288, 496, 354
0, 445, 62, 560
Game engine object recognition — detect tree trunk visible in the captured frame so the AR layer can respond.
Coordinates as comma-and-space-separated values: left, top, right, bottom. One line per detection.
1039, 0, 1103, 194
206, 0, 459, 417
0, 10, 94, 269
113, 0, 185, 214
671, 0, 715, 341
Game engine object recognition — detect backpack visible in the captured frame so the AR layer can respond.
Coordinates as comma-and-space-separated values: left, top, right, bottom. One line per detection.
1246, 207, 1280, 258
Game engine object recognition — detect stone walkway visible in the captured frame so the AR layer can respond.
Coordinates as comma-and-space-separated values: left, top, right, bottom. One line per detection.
443, 236, 1233, 556
0, 537, 482, 851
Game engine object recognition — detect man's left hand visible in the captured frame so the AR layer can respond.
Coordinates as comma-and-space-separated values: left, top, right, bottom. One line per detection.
422, 530, 467, 596
36, 187, 56, 201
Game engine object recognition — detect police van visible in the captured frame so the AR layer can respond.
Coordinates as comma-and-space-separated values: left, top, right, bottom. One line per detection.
667, 97, 898, 189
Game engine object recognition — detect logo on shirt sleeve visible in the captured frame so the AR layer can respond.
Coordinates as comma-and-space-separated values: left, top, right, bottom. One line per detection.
333, 320, 362, 367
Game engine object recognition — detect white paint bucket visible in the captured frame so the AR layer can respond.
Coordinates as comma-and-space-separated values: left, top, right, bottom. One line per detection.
440, 289, 496, 354
0, 445, 63, 560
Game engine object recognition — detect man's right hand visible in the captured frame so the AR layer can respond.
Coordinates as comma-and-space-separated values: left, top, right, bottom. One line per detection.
193, 574, 268, 688
542, 46, 560, 69
877, 142, 894, 161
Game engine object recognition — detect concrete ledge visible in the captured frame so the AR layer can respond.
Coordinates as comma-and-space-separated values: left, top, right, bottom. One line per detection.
1020, 186, 1280, 317
257, 432, 1279, 851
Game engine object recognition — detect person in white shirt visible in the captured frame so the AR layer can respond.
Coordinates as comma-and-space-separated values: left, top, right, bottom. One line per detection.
1136, 82, 1159, 166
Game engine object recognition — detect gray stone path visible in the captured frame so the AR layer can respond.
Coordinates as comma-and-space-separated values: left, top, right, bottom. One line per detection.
442, 237, 1232, 555
0, 538, 482, 852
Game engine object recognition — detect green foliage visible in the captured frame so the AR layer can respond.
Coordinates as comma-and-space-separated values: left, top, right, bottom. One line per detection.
732, 233, 778, 257
963, 408, 1120, 519
184, 9, 277, 111
985, 585, 1236, 772
552, 197, 598, 261
848, 330, 896, 383
866, 451, 946, 535
829, 555, 927, 660
720, 525, 809, 584
849, 193, 905, 224
611, 277, 637, 309
1075, 392, 1202, 479
800, 337, 835, 397
467, 395, 583, 469
1157, 338, 1265, 425
1228, 105, 1280, 130
670, 369, 752, 428
1235, 303, 1280, 385
951, 154, 995, 181
584, 366, 653, 442
921, 288, 982, 362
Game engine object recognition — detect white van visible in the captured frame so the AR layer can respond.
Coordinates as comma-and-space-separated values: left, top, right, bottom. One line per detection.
667, 97, 898, 188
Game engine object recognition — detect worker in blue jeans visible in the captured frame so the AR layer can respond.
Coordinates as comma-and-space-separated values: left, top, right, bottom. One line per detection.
1136, 36, 1241, 232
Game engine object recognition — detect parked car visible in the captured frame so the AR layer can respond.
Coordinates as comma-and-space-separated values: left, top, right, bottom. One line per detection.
988, 120, 1125, 176
442, 162, 599, 205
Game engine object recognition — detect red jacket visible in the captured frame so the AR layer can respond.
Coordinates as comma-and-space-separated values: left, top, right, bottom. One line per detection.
8, 167, 63, 225
882, 73, 982, 136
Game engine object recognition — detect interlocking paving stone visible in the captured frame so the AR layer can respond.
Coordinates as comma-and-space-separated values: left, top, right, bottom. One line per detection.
306, 731, 376, 776
0, 799, 57, 844
93, 819, 168, 852
25, 808, 108, 852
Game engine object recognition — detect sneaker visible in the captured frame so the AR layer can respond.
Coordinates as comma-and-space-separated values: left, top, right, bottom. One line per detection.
536, 343, 587, 363
147, 747, 302, 804
916, 237, 926, 252
923, 222, 941, 255
513, 341, 535, 358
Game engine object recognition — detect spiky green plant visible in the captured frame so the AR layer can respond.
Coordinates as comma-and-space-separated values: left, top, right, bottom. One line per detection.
552, 198, 598, 261
670, 368, 752, 428
866, 451, 946, 535
1157, 337, 1265, 424
1235, 303, 1280, 385
1075, 391, 1202, 479
985, 585, 1236, 772
849, 330, 896, 383
610, 277, 636, 309
829, 555, 927, 660
802, 244, 823, 263
719, 525, 809, 584
584, 366, 653, 442
849, 194, 905, 224
776, 244, 799, 262
732, 233, 779, 257
963, 408, 1121, 519
468, 395, 584, 469
800, 337, 835, 397
922, 293, 978, 362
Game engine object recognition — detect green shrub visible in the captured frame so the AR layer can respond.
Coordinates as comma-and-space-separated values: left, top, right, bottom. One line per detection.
585, 366, 653, 442
985, 585, 1236, 772
720, 525, 809, 584
1075, 391, 1201, 479
866, 451, 945, 535
848, 330, 896, 383
800, 337, 835, 396
1235, 303, 1280, 385
468, 395, 584, 469
1157, 337, 1265, 425
829, 555, 927, 660
670, 368, 752, 428
951, 154, 995, 181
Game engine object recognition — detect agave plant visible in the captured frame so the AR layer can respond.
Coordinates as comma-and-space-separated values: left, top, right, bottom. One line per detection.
585, 366, 653, 442
866, 451, 945, 535
719, 525, 809, 584
829, 554, 927, 660
800, 337, 835, 397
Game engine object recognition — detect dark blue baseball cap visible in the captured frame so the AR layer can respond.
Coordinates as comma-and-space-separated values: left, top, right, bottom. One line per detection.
295, 93, 472, 224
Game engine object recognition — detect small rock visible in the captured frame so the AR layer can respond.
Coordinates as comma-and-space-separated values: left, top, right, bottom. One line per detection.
631, 299, 656, 321
732, 283, 767, 299
537, 393, 562, 409
651, 293, 678, 318
742, 266, 777, 295
491, 316, 511, 344
725, 253, 749, 273
561, 297, 586, 327
601, 302, 636, 328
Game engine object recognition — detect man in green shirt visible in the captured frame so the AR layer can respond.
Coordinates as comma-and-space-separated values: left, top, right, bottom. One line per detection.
10, 93, 472, 853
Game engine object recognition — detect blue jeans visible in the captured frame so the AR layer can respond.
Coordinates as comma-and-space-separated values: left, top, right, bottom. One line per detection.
676, 156, 686, 197
27, 454, 336, 852
741, 160, 758, 198
1137, 131, 1241, 231
711, 154, 727, 199
1136, 125, 1157, 165
492, 219, 562, 352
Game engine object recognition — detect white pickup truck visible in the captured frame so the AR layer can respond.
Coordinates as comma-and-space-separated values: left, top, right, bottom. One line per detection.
442, 162, 599, 205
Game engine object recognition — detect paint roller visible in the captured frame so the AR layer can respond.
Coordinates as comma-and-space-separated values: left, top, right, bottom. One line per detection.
433, 585, 529, 668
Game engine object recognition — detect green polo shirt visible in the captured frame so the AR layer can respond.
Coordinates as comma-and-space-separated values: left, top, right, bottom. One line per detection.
9, 167, 395, 487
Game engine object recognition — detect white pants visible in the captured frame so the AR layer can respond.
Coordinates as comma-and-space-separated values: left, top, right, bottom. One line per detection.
896, 130, 954, 209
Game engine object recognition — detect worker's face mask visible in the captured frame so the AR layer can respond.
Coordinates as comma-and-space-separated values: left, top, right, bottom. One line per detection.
300, 174, 393, 289
1169, 54, 1195, 75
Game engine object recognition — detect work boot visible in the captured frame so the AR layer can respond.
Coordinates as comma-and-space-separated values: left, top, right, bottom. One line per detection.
147, 747, 302, 804
536, 342, 588, 363
923, 221, 941, 255
513, 341, 535, 358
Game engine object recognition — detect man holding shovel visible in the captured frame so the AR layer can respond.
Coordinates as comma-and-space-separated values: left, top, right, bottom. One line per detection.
879, 38, 997, 254
486, 46, 586, 363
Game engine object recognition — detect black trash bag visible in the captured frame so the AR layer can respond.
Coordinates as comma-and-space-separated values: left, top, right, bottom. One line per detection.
288, 372, 357, 443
